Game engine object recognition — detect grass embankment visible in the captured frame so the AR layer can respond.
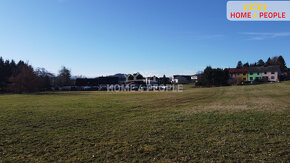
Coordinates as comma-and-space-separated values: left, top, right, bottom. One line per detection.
0, 82, 289, 162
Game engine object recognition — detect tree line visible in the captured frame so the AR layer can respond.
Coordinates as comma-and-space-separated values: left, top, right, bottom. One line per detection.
0, 57, 72, 93
196, 67, 229, 87
236, 55, 287, 72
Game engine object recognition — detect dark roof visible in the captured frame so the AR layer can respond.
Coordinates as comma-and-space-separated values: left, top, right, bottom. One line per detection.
173, 75, 192, 80
248, 66, 281, 72
226, 68, 248, 73
226, 66, 281, 73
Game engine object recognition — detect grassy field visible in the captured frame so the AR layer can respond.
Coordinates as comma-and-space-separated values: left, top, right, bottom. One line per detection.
0, 82, 289, 162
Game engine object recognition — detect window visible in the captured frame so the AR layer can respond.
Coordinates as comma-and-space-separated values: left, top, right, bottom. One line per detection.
271, 76, 275, 79
257, 77, 261, 79
257, 72, 260, 75
243, 73, 246, 75
264, 72, 267, 74
250, 77, 253, 80
271, 72, 275, 74
250, 72, 253, 75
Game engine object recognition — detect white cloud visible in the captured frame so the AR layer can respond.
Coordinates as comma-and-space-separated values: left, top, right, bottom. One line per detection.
240, 32, 290, 40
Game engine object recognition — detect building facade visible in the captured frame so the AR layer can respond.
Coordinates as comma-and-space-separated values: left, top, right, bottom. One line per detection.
247, 67, 262, 82
261, 66, 280, 82
172, 75, 193, 84
228, 66, 280, 83
248, 72, 261, 81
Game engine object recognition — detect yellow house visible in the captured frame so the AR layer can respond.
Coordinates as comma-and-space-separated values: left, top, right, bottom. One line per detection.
228, 68, 248, 81
235, 72, 248, 81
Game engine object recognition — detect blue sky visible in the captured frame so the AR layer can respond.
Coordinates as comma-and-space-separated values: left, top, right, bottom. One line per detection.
0, 0, 289, 77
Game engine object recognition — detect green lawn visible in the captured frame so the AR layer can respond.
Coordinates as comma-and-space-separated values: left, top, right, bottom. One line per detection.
0, 82, 289, 162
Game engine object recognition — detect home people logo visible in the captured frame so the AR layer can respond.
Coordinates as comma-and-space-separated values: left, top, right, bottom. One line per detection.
243, 3, 267, 11
106, 73, 183, 92
124, 72, 146, 83
227, 1, 290, 21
